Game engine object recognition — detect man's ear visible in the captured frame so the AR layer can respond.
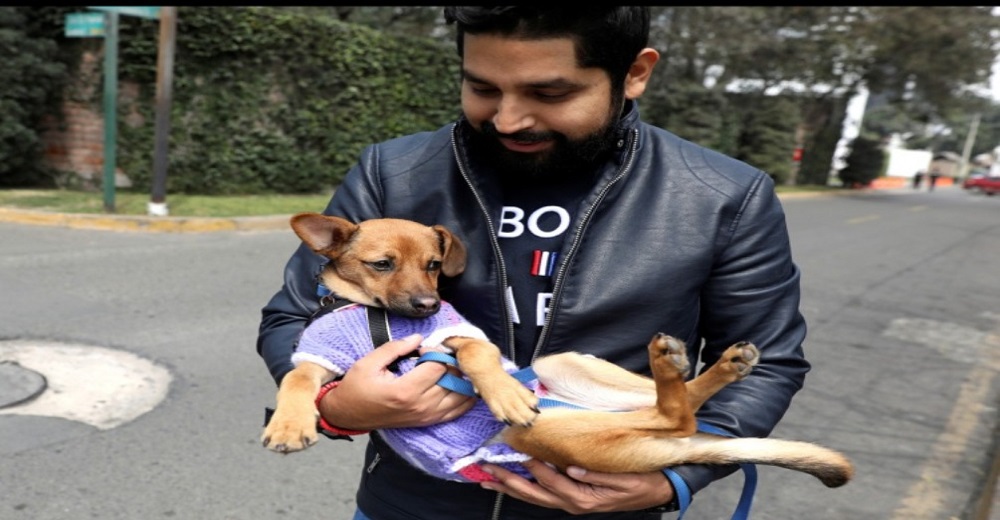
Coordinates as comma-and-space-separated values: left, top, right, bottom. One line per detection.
624, 47, 660, 100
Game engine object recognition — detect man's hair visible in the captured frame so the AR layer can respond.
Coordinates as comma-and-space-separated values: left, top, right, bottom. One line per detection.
443, 7, 650, 88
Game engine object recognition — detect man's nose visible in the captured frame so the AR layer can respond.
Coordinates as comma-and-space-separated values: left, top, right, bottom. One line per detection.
492, 96, 535, 134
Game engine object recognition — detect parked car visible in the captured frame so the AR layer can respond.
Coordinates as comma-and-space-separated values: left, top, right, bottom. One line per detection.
963, 175, 1000, 195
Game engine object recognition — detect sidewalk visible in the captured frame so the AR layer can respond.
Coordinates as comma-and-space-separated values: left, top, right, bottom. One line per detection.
0, 206, 289, 233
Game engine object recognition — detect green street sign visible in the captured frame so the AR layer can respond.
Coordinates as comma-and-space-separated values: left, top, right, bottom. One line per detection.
65, 12, 105, 37
87, 6, 161, 20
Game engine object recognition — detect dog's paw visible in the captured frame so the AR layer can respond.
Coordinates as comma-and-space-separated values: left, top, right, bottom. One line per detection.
649, 333, 691, 378
261, 409, 320, 454
477, 376, 540, 428
720, 341, 758, 379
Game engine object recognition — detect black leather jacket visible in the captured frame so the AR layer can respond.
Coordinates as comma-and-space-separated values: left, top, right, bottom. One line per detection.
257, 102, 810, 519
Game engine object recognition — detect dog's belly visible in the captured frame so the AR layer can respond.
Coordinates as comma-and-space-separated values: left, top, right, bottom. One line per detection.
533, 352, 657, 411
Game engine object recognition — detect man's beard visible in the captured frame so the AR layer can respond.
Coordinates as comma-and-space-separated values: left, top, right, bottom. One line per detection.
467, 103, 623, 182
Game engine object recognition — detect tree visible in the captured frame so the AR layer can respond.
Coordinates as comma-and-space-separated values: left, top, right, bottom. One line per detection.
645, 7, 1000, 185
838, 137, 886, 187
859, 7, 997, 121
0, 7, 66, 187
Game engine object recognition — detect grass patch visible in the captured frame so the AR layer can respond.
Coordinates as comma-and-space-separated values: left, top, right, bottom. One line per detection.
0, 183, 837, 218
0, 189, 333, 217
776, 184, 841, 194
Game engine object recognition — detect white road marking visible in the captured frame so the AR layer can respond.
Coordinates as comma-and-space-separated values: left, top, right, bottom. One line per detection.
847, 214, 881, 224
0, 340, 172, 430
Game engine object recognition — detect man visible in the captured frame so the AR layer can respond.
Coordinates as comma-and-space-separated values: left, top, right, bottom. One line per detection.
257, 6, 810, 519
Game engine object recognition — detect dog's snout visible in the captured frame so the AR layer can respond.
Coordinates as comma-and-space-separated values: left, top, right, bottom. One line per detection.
411, 296, 440, 316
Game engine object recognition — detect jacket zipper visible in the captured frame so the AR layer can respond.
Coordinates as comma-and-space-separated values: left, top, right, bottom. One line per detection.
451, 124, 513, 520
530, 129, 639, 364
450, 124, 515, 360
489, 492, 505, 520
451, 125, 639, 520
366, 451, 381, 474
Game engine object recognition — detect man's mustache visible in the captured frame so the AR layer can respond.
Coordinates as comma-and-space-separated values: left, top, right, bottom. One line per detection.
481, 122, 557, 144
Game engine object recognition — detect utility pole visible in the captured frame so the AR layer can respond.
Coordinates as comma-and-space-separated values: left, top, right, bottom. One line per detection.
101, 11, 119, 213
958, 112, 981, 180
148, 6, 177, 217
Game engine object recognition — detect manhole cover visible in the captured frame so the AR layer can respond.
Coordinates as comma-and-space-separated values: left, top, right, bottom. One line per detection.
0, 340, 172, 429
0, 361, 47, 409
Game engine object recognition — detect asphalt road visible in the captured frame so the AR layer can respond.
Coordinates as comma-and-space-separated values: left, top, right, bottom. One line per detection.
0, 185, 997, 520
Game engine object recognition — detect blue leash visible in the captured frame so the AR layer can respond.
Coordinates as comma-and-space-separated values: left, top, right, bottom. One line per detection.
666, 421, 757, 520
416, 352, 757, 519
416, 351, 541, 397
417, 351, 590, 411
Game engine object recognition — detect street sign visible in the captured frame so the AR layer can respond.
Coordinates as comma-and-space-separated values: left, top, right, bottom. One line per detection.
65, 12, 105, 37
69, 5, 169, 212
87, 6, 161, 19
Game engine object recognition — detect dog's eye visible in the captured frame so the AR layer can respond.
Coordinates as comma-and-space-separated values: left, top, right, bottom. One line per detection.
427, 260, 442, 272
368, 260, 394, 272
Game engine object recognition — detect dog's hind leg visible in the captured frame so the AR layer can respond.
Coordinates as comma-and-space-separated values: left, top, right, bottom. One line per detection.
532, 337, 757, 414
646, 333, 698, 436
502, 334, 704, 470
684, 341, 759, 411
504, 335, 854, 484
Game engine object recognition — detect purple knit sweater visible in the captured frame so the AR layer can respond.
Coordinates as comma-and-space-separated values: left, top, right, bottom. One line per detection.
292, 302, 536, 482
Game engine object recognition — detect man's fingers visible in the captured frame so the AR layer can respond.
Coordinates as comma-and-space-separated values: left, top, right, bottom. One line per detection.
405, 358, 449, 385
366, 333, 423, 367
565, 466, 606, 485
480, 463, 563, 508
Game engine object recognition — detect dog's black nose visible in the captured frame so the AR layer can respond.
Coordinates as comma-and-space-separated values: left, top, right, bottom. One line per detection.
410, 297, 440, 316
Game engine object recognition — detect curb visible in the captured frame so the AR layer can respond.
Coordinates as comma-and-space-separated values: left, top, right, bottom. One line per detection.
0, 207, 290, 233
0, 189, 894, 234
965, 414, 1000, 520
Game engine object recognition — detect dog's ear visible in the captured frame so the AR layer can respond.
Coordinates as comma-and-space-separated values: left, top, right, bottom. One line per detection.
432, 225, 467, 277
289, 212, 356, 258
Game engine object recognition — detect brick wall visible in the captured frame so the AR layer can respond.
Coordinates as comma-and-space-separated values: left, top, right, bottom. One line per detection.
38, 49, 134, 189
39, 101, 105, 187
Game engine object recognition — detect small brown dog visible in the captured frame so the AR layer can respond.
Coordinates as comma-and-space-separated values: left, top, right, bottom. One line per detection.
262, 213, 854, 488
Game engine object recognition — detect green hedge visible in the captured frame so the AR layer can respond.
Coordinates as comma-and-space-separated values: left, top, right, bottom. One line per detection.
0, 7, 66, 187
115, 7, 460, 194
11, 7, 818, 193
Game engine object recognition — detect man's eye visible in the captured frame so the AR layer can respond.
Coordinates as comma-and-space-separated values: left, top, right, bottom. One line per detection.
427, 260, 442, 272
369, 260, 393, 272
468, 85, 499, 97
535, 91, 568, 101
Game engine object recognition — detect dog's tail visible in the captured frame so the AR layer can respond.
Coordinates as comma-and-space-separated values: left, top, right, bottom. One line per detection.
682, 434, 854, 487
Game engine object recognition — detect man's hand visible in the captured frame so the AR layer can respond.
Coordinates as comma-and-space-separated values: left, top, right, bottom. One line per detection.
479, 459, 674, 514
317, 333, 476, 430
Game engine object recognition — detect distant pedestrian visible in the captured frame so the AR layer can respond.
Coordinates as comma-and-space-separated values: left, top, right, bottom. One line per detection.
912, 171, 924, 189
928, 169, 941, 191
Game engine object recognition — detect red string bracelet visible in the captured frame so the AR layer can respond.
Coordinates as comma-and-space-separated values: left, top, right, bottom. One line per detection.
315, 380, 371, 437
